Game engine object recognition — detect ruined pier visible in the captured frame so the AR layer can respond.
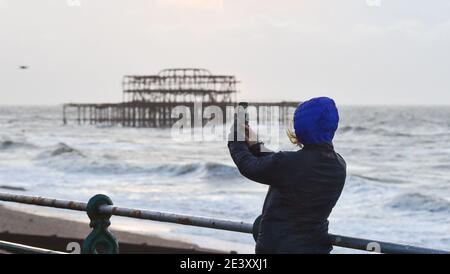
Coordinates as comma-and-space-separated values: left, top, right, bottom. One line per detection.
63, 68, 298, 127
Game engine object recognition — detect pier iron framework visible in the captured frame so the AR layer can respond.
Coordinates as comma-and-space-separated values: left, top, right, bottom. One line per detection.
63, 68, 298, 127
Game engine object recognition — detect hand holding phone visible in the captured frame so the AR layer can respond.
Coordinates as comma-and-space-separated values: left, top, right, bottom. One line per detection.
230, 102, 257, 144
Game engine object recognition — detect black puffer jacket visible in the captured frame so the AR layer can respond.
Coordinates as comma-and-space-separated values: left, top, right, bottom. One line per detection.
228, 141, 346, 254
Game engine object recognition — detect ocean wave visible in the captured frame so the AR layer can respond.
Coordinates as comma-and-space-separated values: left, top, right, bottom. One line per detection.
373, 128, 413, 138
35, 143, 239, 179
0, 139, 34, 151
338, 125, 415, 138
50, 143, 84, 157
339, 126, 369, 133
432, 164, 450, 170
387, 193, 450, 213
155, 162, 240, 178
0, 185, 26, 191
198, 162, 241, 178
36, 145, 148, 175
350, 174, 406, 184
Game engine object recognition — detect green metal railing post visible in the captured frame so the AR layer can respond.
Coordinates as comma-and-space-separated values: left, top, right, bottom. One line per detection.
82, 194, 119, 254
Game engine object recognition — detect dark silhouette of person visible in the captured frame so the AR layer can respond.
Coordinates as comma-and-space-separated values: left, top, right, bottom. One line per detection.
228, 97, 346, 254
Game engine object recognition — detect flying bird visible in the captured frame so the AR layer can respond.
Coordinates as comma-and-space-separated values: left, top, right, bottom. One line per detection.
19, 66, 29, 70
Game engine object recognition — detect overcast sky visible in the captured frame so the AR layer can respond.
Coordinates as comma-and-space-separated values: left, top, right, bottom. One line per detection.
1, 0, 449, 105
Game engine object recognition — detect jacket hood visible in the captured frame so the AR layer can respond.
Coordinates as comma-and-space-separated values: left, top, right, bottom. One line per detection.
293, 97, 339, 145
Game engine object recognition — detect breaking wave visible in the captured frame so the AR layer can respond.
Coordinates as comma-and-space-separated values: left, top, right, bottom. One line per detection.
36, 143, 239, 178
350, 174, 406, 184
0, 139, 34, 151
387, 193, 450, 213
339, 125, 414, 137
154, 162, 240, 178
339, 126, 369, 133
40, 142, 85, 157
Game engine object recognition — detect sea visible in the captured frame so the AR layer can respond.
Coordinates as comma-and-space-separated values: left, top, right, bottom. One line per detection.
0, 105, 449, 253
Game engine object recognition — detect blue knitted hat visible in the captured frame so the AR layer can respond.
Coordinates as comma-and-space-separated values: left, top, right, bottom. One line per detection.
293, 97, 339, 145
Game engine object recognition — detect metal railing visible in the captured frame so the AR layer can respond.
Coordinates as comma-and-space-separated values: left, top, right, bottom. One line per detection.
0, 240, 67, 254
0, 192, 448, 254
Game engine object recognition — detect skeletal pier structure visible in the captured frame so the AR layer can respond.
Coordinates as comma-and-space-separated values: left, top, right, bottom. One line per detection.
63, 68, 298, 127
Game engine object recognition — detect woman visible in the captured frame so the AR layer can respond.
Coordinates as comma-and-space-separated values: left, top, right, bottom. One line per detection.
228, 97, 346, 254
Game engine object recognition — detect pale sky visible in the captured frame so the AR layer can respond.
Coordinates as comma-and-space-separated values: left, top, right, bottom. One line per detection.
0, 0, 449, 105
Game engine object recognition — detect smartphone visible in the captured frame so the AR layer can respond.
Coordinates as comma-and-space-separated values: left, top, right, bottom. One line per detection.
234, 102, 249, 141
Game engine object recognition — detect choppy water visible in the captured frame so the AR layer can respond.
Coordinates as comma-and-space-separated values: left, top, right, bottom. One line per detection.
1, 105, 450, 253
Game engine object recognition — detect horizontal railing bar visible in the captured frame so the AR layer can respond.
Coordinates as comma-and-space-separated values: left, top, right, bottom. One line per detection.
329, 234, 448, 254
98, 205, 449, 254
99, 205, 254, 234
0, 240, 67, 254
0, 192, 448, 254
0, 192, 87, 212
